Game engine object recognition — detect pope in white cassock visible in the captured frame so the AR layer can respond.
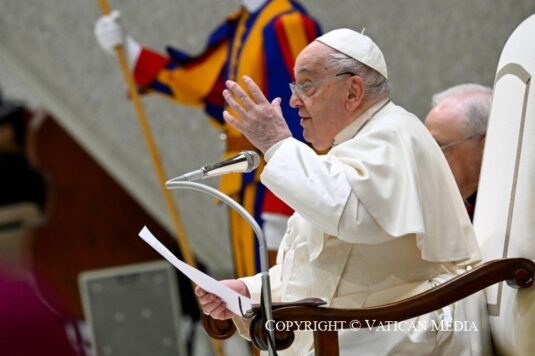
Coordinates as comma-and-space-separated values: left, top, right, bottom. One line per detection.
196, 28, 492, 355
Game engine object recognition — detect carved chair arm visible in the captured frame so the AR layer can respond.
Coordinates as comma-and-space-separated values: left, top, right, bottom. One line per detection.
249, 258, 534, 352
203, 258, 534, 354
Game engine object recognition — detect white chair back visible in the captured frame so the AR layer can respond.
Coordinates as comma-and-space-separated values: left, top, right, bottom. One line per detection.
473, 14, 535, 356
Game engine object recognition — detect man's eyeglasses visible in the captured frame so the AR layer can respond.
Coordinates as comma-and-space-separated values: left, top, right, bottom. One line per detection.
289, 72, 354, 98
437, 134, 482, 151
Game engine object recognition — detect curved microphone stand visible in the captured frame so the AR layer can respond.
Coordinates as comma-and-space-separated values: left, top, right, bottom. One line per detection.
165, 179, 277, 356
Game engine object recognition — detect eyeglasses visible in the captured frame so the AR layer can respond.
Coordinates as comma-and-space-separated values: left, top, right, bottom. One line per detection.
289, 72, 354, 98
437, 134, 482, 151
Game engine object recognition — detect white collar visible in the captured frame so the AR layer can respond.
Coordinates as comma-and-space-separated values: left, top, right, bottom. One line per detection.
333, 98, 390, 146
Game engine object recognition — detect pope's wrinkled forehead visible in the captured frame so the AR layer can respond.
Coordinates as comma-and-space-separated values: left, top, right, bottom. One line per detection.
294, 41, 336, 77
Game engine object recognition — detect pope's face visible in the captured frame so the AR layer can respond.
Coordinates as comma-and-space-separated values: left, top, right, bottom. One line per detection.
289, 42, 350, 151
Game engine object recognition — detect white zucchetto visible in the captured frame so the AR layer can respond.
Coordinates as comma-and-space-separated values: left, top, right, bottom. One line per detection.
316, 28, 388, 79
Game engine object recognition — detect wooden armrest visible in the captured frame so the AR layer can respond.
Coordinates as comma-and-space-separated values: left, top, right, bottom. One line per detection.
202, 258, 534, 352
247, 258, 534, 352
201, 314, 236, 340
201, 298, 326, 341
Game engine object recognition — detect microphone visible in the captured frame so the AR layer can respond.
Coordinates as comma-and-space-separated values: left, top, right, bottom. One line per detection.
166, 150, 260, 183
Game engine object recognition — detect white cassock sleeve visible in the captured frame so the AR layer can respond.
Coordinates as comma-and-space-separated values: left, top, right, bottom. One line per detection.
261, 126, 479, 263
263, 138, 356, 237
261, 137, 399, 244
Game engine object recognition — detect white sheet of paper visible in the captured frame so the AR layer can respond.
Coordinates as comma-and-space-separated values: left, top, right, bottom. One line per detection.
138, 226, 253, 315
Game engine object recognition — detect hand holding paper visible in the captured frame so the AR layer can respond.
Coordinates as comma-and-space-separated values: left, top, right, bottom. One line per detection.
138, 226, 253, 316
195, 279, 250, 320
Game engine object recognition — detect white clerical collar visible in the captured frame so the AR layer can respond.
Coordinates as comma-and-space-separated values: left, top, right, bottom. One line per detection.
333, 97, 391, 146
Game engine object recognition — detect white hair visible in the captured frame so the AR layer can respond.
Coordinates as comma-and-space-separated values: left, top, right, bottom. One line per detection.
325, 51, 390, 100
431, 84, 492, 137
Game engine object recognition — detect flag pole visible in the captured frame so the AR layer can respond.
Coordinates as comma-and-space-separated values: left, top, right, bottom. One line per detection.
97, 0, 194, 267
96, 2, 225, 354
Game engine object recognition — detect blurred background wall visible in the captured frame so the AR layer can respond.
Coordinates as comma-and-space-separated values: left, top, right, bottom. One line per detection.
0, 0, 533, 275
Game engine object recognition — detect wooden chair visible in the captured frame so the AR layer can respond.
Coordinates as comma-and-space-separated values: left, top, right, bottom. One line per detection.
203, 258, 534, 354
203, 14, 535, 355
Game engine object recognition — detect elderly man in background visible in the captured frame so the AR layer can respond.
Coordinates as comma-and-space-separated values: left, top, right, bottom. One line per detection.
425, 84, 492, 220
196, 29, 491, 355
